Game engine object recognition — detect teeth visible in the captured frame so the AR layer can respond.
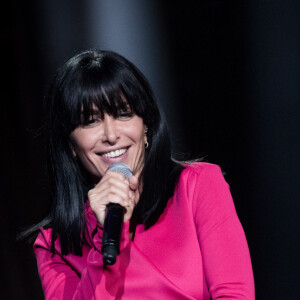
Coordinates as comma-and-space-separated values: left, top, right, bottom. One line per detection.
102, 148, 127, 158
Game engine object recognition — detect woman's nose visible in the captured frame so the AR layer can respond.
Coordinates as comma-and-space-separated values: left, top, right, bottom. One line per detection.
102, 115, 119, 144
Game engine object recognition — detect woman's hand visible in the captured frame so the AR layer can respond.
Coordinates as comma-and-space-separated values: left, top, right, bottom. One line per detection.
88, 171, 139, 225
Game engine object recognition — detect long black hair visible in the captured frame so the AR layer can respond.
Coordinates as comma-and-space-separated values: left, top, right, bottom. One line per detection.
29, 49, 184, 255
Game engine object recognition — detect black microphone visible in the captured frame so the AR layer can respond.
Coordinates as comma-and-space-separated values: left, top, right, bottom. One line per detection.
101, 163, 132, 265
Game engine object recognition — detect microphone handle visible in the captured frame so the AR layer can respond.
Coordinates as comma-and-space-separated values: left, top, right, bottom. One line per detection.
101, 203, 125, 265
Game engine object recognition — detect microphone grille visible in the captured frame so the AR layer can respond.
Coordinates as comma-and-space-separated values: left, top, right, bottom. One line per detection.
107, 163, 132, 179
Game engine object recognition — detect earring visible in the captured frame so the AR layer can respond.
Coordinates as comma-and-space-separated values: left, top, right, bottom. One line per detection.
145, 127, 148, 134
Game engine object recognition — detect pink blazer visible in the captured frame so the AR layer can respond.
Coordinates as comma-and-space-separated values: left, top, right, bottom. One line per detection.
34, 163, 255, 299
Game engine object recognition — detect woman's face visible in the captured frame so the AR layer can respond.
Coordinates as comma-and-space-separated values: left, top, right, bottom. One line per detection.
70, 112, 147, 181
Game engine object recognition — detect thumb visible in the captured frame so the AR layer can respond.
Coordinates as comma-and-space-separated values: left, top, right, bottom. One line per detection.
128, 175, 139, 191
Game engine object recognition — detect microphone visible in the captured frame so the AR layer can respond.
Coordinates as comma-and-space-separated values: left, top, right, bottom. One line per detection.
101, 163, 132, 265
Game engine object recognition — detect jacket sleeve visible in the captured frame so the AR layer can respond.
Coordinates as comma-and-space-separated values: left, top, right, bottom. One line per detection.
33, 223, 107, 300
190, 164, 255, 299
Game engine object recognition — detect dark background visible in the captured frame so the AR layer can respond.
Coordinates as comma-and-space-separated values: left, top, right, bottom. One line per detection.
2, 1, 299, 299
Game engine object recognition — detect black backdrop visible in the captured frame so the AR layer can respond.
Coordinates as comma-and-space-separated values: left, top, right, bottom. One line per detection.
2, 1, 299, 299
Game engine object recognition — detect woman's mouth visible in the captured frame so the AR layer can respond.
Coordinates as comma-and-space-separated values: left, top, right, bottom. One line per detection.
101, 148, 128, 158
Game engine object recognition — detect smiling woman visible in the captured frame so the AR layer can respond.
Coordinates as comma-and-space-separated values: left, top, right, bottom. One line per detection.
28, 49, 254, 299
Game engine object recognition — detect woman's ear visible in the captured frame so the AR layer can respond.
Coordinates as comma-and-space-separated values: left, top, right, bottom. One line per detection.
144, 126, 148, 142
144, 126, 148, 148
69, 141, 77, 159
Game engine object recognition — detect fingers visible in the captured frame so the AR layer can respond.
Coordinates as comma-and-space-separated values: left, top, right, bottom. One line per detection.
123, 200, 135, 222
88, 170, 138, 225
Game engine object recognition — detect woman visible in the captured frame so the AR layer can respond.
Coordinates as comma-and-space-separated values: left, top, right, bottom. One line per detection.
33, 49, 255, 299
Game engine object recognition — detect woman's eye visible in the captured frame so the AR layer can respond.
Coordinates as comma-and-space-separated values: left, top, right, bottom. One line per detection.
82, 118, 101, 127
120, 111, 129, 117
118, 109, 133, 119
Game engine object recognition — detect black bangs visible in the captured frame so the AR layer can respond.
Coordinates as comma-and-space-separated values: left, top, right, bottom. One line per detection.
71, 85, 134, 128
64, 55, 150, 131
